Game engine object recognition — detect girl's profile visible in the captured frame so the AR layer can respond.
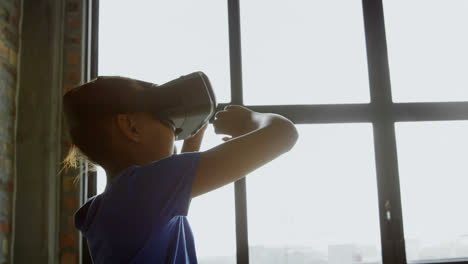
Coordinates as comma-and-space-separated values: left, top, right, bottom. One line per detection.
63, 75, 298, 263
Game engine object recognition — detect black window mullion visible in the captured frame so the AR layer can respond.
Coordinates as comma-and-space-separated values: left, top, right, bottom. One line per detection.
225, 102, 468, 124
227, 0, 249, 263
85, 0, 99, 201
89, 0, 99, 82
394, 102, 468, 122
227, 0, 244, 106
82, 1, 99, 264
86, 0, 99, 199
362, 0, 407, 263
244, 104, 372, 124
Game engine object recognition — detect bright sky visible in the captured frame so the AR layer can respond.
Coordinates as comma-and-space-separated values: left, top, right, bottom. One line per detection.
97, 0, 468, 262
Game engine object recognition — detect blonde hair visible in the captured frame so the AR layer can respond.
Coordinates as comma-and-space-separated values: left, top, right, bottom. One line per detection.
61, 143, 98, 184
61, 116, 112, 183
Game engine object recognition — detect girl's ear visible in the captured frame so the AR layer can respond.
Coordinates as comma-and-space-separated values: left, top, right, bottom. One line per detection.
115, 114, 140, 142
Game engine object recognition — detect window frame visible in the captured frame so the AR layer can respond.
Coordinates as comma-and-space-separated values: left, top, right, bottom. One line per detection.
81, 0, 99, 263
82, 0, 468, 263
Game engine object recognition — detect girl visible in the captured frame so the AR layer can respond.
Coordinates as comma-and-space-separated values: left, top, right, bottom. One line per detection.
63, 76, 298, 263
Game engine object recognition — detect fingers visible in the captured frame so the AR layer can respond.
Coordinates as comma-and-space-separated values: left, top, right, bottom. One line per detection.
215, 105, 246, 119
213, 105, 253, 136
213, 111, 226, 133
214, 110, 227, 119
212, 115, 231, 135
224, 105, 247, 111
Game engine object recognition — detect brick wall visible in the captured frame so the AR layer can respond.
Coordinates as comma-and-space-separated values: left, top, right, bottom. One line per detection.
0, 0, 20, 262
59, 1, 85, 264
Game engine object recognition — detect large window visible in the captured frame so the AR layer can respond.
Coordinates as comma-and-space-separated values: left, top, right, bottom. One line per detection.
85, 0, 468, 263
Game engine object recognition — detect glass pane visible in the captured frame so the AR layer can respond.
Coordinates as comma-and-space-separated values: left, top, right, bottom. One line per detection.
188, 185, 236, 264
96, 166, 106, 195
396, 121, 468, 262
187, 125, 236, 263
383, 0, 468, 102
241, 0, 370, 105
99, 0, 231, 103
247, 124, 382, 263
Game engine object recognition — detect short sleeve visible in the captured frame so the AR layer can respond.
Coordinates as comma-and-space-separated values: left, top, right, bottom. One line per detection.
132, 152, 201, 217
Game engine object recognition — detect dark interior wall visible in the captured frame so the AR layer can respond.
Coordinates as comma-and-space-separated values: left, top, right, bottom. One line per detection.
14, 0, 64, 263
0, 0, 21, 263
13, 0, 86, 263
59, 0, 86, 263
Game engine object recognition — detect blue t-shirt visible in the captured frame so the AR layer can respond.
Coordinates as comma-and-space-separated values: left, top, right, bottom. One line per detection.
74, 152, 201, 264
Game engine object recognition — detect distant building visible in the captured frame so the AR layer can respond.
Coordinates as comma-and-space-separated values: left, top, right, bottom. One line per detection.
328, 244, 356, 264
405, 238, 421, 261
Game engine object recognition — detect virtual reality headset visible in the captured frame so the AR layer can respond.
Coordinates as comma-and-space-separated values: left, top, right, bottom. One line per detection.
63, 71, 217, 140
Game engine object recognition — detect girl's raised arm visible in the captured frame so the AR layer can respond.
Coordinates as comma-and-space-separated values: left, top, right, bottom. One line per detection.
191, 105, 298, 198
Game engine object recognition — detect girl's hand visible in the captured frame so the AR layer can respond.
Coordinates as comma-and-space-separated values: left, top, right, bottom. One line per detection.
191, 106, 298, 198
213, 105, 259, 141
181, 123, 208, 152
